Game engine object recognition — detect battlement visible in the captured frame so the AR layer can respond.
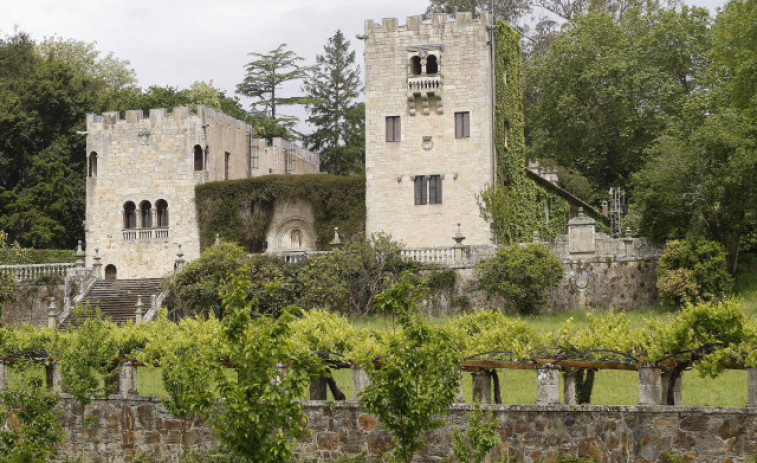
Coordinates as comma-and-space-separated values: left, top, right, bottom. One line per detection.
86, 105, 253, 135
364, 12, 490, 35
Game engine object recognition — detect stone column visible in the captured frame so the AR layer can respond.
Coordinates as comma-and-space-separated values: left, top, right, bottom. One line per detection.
46, 362, 61, 392
748, 367, 757, 407
74, 240, 85, 269
135, 296, 144, 324
638, 366, 662, 405
562, 371, 578, 406
660, 371, 682, 405
455, 370, 465, 403
309, 376, 328, 400
452, 223, 466, 265
352, 367, 371, 400
623, 228, 634, 259
47, 299, 58, 329
118, 361, 138, 396
472, 371, 492, 404
0, 361, 8, 392
536, 365, 560, 405
174, 245, 186, 272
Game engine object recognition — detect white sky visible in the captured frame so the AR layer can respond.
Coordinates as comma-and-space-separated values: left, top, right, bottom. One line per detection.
0, 0, 728, 133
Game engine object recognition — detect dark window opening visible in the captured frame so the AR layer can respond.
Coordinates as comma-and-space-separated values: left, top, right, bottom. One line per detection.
386, 116, 401, 142
411, 56, 422, 76
139, 200, 152, 228
123, 202, 136, 229
194, 145, 203, 171
429, 175, 443, 204
105, 264, 117, 280
426, 55, 439, 74
414, 176, 428, 205
156, 199, 169, 227
225, 151, 230, 180
89, 152, 98, 177
455, 112, 470, 138
414, 175, 443, 205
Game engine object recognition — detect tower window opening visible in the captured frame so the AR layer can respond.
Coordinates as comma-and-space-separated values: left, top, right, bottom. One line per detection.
123, 202, 136, 229
426, 55, 439, 75
89, 152, 98, 177
139, 201, 152, 228
194, 145, 203, 171
410, 56, 422, 76
156, 199, 169, 227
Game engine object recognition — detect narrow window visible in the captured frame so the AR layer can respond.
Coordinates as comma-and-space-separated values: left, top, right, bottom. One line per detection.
414, 176, 428, 205
105, 264, 117, 280
193, 145, 203, 171
290, 229, 301, 249
156, 199, 169, 227
386, 116, 401, 142
123, 202, 136, 229
139, 201, 152, 228
251, 144, 259, 170
89, 152, 98, 177
410, 56, 422, 76
225, 151, 230, 180
429, 175, 443, 204
426, 55, 439, 74
455, 112, 470, 138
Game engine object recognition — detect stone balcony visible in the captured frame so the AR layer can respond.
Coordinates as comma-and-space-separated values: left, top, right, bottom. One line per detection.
122, 227, 170, 240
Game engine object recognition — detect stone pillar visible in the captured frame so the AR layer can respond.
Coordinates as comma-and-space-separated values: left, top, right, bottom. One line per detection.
47, 299, 58, 329
638, 366, 662, 405
46, 362, 61, 392
92, 248, 103, 279
329, 227, 342, 249
660, 371, 682, 405
455, 370, 465, 403
748, 367, 757, 407
0, 361, 8, 392
452, 223, 466, 265
568, 208, 596, 256
174, 245, 186, 273
135, 296, 144, 324
472, 371, 492, 404
74, 240, 85, 269
562, 371, 578, 406
537, 366, 560, 405
352, 367, 371, 399
309, 376, 328, 400
118, 362, 138, 396
623, 228, 634, 259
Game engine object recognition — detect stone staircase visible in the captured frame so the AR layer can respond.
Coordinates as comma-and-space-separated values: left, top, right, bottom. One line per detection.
64, 278, 164, 326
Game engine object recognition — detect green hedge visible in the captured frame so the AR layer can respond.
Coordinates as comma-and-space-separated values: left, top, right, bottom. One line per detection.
0, 249, 76, 265
195, 174, 365, 252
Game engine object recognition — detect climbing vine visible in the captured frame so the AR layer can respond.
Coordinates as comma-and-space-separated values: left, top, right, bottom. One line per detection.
478, 21, 570, 244
195, 174, 365, 252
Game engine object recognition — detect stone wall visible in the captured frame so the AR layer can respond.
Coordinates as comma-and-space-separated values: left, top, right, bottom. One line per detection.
50, 397, 757, 463
364, 13, 495, 248
0, 281, 63, 327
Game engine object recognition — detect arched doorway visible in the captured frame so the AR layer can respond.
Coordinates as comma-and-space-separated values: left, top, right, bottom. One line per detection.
105, 264, 117, 280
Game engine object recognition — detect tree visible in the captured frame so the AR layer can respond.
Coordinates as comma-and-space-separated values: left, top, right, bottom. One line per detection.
427, 0, 532, 26
525, 5, 711, 193
303, 31, 363, 175
236, 43, 309, 132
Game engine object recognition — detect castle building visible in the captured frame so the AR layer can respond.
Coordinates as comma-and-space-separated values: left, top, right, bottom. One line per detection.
364, 12, 495, 247
84, 107, 319, 279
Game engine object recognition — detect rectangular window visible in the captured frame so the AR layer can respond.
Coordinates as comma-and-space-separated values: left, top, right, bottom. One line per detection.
414, 175, 443, 205
225, 152, 230, 180
386, 116, 401, 142
251, 148, 259, 170
455, 112, 470, 138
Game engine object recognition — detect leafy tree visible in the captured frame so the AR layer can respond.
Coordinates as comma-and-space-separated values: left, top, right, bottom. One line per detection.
525, 5, 711, 192
236, 43, 309, 134
427, 0, 531, 24
450, 405, 500, 463
656, 238, 734, 307
475, 243, 563, 314
304, 31, 363, 175
358, 275, 462, 463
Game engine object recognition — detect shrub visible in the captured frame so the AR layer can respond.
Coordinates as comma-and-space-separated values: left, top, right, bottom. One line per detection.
450, 405, 500, 463
475, 243, 563, 314
656, 238, 734, 307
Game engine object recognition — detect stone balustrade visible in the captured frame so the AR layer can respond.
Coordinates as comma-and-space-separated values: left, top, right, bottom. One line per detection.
122, 227, 170, 241
0, 262, 74, 283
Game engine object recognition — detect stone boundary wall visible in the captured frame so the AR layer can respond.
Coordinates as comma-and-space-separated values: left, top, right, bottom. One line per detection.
49, 396, 757, 463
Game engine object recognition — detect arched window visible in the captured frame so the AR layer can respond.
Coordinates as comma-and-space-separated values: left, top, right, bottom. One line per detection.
123, 202, 136, 229
426, 55, 439, 75
156, 199, 169, 227
105, 264, 117, 280
410, 56, 422, 76
89, 152, 98, 177
194, 145, 203, 171
139, 200, 152, 228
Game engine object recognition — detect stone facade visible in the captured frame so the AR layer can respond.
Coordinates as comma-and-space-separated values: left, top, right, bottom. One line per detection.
364, 13, 495, 248
50, 397, 757, 463
84, 107, 318, 279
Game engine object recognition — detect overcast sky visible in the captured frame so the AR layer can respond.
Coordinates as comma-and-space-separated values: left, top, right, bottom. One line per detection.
1, 0, 728, 133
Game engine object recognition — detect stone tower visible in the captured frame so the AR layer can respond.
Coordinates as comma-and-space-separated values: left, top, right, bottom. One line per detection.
364, 12, 495, 247
84, 106, 319, 279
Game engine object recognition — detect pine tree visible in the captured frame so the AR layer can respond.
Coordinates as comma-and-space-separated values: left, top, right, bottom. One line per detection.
303, 31, 363, 175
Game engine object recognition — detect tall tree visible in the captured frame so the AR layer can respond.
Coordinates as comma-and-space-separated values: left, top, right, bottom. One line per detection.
303, 31, 363, 175
426, 0, 531, 24
236, 43, 308, 132
525, 5, 711, 194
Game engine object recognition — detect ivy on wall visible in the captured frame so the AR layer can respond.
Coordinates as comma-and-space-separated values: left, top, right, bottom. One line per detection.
195, 174, 365, 252
478, 20, 571, 244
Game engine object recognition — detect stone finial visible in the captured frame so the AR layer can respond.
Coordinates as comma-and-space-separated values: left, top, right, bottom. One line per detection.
625, 227, 633, 238
75, 240, 85, 268
93, 248, 103, 279
578, 207, 584, 217
330, 227, 343, 247
135, 296, 144, 324
533, 231, 540, 243
47, 299, 58, 329
215, 234, 220, 246
174, 245, 186, 273
453, 223, 466, 246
